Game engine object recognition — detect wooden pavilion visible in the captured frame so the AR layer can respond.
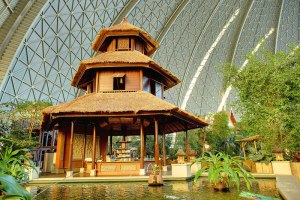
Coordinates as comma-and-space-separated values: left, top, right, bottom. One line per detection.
41, 18, 208, 176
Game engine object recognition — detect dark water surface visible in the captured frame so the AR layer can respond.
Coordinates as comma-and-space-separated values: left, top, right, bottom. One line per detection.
29, 178, 281, 200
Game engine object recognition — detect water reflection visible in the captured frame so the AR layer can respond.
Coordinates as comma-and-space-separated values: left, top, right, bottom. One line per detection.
29, 179, 281, 200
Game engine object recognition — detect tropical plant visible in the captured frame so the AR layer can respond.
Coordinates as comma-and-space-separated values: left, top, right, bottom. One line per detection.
0, 173, 31, 200
193, 152, 253, 191
0, 101, 51, 138
247, 142, 274, 164
203, 111, 243, 156
224, 46, 300, 158
0, 146, 35, 183
148, 164, 163, 186
151, 164, 160, 175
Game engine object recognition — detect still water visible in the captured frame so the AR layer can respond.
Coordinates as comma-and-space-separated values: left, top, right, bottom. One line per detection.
29, 178, 281, 200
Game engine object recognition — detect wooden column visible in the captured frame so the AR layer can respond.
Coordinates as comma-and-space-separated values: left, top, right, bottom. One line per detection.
100, 134, 108, 162
50, 128, 55, 152
55, 126, 65, 169
144, 134, 147, 156
36, 129, 43, 167
185, 129, 189, 153
110, 128, 113, 155
68, 121, 75, 171
81, 132, 86, 168
154, 118, 160, 166
140, 121, 145, 169
162, 131, 167, 166
92, 124, 96, 170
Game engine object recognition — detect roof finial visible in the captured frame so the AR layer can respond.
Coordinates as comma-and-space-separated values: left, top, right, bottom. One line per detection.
122, 17, 128, 23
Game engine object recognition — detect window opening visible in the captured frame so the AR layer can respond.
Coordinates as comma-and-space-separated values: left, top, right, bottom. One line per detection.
113, 75, 125, 90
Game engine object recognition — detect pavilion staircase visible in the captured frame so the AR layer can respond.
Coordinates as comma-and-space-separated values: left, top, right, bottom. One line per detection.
0, 0, 46, 85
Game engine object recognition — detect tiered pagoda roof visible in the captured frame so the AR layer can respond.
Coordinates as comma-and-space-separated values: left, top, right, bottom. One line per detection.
72, 50, 180, 89
92, 18, 159, 56
42, 91, 208, 133
41, 18, 208, 132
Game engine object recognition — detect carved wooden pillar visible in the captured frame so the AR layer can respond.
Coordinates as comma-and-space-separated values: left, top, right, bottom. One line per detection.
92, 124, 96, 170
154, 118, 159, 166
140, 120, 145, 169
68, 121, 75, 171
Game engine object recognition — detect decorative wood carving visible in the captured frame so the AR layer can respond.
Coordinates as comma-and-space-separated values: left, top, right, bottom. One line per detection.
85, 135, 100, 160
73, 134, 100, 160
117, 38, 129, 50
73, 134, 84, 159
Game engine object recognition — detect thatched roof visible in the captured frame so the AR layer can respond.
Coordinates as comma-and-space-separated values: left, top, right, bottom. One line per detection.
236, 135, 260, 142
92, 18, 159, 56
41, 91, 208, 133
71, 50, 180, 90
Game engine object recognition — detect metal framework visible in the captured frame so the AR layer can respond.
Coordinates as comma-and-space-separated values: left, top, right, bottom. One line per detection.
0, 0, 299, 117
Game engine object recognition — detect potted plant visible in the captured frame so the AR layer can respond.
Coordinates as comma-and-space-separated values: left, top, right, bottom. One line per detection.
148, 164, 163, 186
193, 152, 253, 192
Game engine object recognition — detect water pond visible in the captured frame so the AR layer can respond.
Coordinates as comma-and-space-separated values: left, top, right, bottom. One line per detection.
29, 178, 281, 200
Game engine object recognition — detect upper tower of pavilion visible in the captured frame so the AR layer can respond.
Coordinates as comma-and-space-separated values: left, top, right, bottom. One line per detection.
71, 18, 180, 99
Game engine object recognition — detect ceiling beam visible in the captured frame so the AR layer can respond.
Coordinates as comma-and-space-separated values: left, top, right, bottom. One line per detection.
155, 0, 190, 44
275, 0, 285, 52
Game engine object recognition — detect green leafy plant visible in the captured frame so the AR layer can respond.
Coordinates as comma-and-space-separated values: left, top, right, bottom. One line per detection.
226, 46, 300, 158
0, 146, 35, 183
193, 152, 253, 191
151, 164, 160, 175
0, 173, 31, 200
247, 143, 274, 164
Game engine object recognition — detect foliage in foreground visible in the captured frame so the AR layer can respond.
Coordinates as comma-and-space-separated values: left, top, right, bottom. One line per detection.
0, 145, 35, 183
193, 152, 253, 191
0, 173, 31, 200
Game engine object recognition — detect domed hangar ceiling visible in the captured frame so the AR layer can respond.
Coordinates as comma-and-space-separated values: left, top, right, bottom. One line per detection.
0, 0, 299, 116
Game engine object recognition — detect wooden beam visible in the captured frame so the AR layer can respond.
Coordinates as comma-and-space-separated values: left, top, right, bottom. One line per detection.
52, 111, 172, 118
154, 118, 159, 166
92, 124, 96, 170
140, 119, 145, 169
68, 121, 75, 171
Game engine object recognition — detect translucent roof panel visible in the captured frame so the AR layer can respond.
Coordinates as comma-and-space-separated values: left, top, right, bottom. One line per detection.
0, 0, 299, 117
0, 0, 130, 104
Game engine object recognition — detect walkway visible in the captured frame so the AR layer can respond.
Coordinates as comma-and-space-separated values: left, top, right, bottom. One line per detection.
30, 174, 192, 184
30, 171, 275, 184
276, 175, 300, 200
